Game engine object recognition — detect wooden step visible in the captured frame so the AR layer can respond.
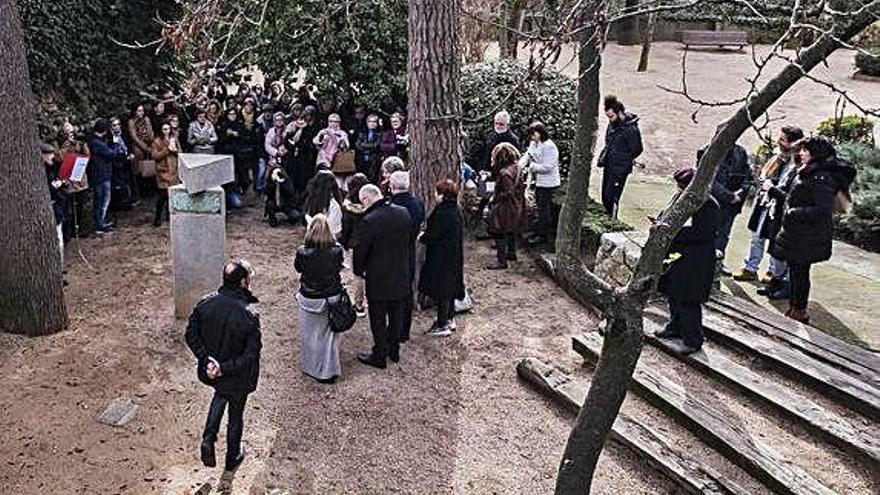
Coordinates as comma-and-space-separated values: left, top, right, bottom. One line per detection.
642, 318, 880, 464
691, 307, 880, 422
574, 333, 839, 495
709, 292, 880, 387
516, 357, 750, 495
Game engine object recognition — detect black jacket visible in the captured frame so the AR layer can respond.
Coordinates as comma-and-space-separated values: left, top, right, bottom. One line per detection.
772, 158, 856, 265
477, 129, 520, 172
353, 199, 413, 301
599, 113, 643, 175
295, 244, 344, 299
185, 287, 262, 396
658, 196, 721, 303
391, 192, 426, 279
340, 200, 366, 250
45, 165, 66, 225
419, 200, 466, 301
747, 153, 795, 238
217, 119, 244, 157
698, 143, 754, 215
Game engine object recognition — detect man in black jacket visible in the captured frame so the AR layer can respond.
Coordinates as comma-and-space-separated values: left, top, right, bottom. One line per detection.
353, 184, 413, 368
475, 110, 520, 172
389, 171, 425, 342
696, 135, 754, 270
185, 260, 262, 472
598, 95, 643, 218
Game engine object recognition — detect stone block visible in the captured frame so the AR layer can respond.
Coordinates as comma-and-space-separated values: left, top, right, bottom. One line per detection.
170, 185, 227, 318
178, 153, 235, 194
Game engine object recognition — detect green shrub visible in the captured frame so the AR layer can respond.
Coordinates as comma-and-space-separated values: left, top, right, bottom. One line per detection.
835, 143, 880, 252
816, 115, 875, 145
855, 49, 880, 77
461, 59, 577, 176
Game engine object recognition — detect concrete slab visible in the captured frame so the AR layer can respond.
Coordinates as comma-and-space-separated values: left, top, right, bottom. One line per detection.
178, 153, 235, 194
170, 185, 227, 319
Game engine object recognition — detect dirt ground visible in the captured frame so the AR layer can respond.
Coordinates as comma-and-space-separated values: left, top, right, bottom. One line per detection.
2, 42, 878, 494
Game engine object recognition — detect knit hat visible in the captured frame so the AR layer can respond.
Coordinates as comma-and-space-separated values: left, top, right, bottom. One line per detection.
673, 167, 696, 187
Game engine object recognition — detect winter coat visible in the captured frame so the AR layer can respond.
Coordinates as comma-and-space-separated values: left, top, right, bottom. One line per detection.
380, 128, 410, 162
185, 286, 262, 396
295, 244, 345, 299
151, 137, 181, 189
284, 124, 319, 191
477, 129, 520, 172
188, 121, 218, 154
353, 199, 413, 301
305, 198, 343, 238
45, 165, 66, 224
772, 158, 856, 265
391, 191, 426, 280
698, 143, 754, 215
658, 195, 721, 303
217, 119, 245, 157
746, 152, 795, 239
419, 200, 466, 301
127, 116, 154, 159
599, 113, 643, 175
355, 128, 382, 180
489, 162, 526, 234
87, 135, 127, 184
519, 139, 561, 188
340, 199, 366, 250
313, 128, 349, 166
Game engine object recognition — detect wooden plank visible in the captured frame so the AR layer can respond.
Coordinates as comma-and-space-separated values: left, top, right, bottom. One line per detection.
692, 307, 880, 422
642, 318, 880, 464
516, 357, 750, 495
708, 292, 880, 387
574, 333, 839, 495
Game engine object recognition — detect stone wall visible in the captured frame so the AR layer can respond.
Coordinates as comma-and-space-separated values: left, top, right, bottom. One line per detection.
593, 231, 647, 287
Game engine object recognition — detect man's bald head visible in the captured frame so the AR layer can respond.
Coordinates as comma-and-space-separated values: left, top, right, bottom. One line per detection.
223, 259, 253, 289
359, 184, 383, 208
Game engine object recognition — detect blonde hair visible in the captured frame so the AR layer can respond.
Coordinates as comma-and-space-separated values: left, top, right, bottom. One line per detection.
305, 214, 337, 249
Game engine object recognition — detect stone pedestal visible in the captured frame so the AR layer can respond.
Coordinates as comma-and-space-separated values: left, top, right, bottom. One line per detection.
178, 154, 235, 194
593, 230, 646, 287
170, 185, 226, 318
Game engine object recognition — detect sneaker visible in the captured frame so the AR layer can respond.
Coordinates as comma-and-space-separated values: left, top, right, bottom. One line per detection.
355, 306, 367, 318
448, 318, 457, 331
719, 266, 733, 277
95, 228, 112, 235
426, 324, 453, 337
732, 268, 757, 281
758, 271, 775, 284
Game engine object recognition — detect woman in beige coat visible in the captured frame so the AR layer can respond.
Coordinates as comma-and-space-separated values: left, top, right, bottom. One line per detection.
151, 121, 181, 226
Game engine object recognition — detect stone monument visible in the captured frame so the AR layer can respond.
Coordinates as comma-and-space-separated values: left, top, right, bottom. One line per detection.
170, 153, 234, 318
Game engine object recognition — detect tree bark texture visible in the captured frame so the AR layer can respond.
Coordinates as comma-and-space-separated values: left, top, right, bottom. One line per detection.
500, 0, 527, 59
407, 0, 462, 211
552, 2, 879, 494
636, 12, 657, 72
0, 0, 68, 336
616, 0, 641, 45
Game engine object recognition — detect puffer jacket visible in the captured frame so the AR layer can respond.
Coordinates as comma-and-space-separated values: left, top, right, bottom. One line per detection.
599, 113, 643, 175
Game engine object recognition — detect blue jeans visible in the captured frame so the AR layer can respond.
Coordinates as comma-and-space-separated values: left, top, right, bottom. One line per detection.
715, 208, 737, 254
94, 180, 112, 229
256, 158, 267, 192
743, 232, 787, 276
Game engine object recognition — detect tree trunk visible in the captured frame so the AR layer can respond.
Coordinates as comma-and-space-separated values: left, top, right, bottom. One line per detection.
616, 0, 641, 46
553, 2, 879, 494
0, 0, 68, 336
499, 0, 511, 58
636, 12, 657, 72
407, 0, 462, 211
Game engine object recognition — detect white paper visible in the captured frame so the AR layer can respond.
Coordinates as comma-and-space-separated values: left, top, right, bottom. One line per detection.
70, 156, 89, 182
485, 181, 495, 193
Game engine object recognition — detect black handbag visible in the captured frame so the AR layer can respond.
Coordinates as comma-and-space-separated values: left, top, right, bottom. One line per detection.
326, 289, 357, 333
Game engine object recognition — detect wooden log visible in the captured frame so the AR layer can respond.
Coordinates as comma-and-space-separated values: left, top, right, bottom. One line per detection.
693, 307, 880, 422
574, 333, 840, 495
516, 357, 750, 495
708, 292, 880, 387
642, 318, 880, 464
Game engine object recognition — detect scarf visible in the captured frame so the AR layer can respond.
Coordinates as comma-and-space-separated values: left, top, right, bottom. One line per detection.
134, 115, 152, 141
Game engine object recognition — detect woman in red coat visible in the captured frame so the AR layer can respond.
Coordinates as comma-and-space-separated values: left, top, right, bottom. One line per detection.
487, 142, 525, 269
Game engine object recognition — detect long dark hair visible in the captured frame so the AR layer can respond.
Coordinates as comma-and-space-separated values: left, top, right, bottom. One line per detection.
347, 173, 369, 203
304, 172, 342, 216
801, 136, 836, 165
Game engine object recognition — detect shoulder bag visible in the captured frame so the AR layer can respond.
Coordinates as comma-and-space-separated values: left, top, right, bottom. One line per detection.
326, 289, 357, 333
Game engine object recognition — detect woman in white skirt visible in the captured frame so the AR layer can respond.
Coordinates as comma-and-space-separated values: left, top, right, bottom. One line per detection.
295, 214, 345, 383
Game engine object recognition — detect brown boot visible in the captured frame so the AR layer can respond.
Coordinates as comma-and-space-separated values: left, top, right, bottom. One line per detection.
732, 268, 757, 281
786, 307, 810, 324
758, 271, 775, 284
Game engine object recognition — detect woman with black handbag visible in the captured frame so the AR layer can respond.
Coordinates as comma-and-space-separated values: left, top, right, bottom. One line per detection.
295, 214, 347, 383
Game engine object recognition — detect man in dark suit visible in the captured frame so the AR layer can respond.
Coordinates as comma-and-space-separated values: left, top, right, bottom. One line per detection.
185, 260, 262, 472
389, 171, 425, 342
353, 184, 413, 368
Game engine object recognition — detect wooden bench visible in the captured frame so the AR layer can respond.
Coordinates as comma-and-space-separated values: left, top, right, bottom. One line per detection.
680, 30, 749, 50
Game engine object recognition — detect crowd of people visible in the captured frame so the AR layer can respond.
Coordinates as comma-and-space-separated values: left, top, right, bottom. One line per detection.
41, 84, 856, 473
